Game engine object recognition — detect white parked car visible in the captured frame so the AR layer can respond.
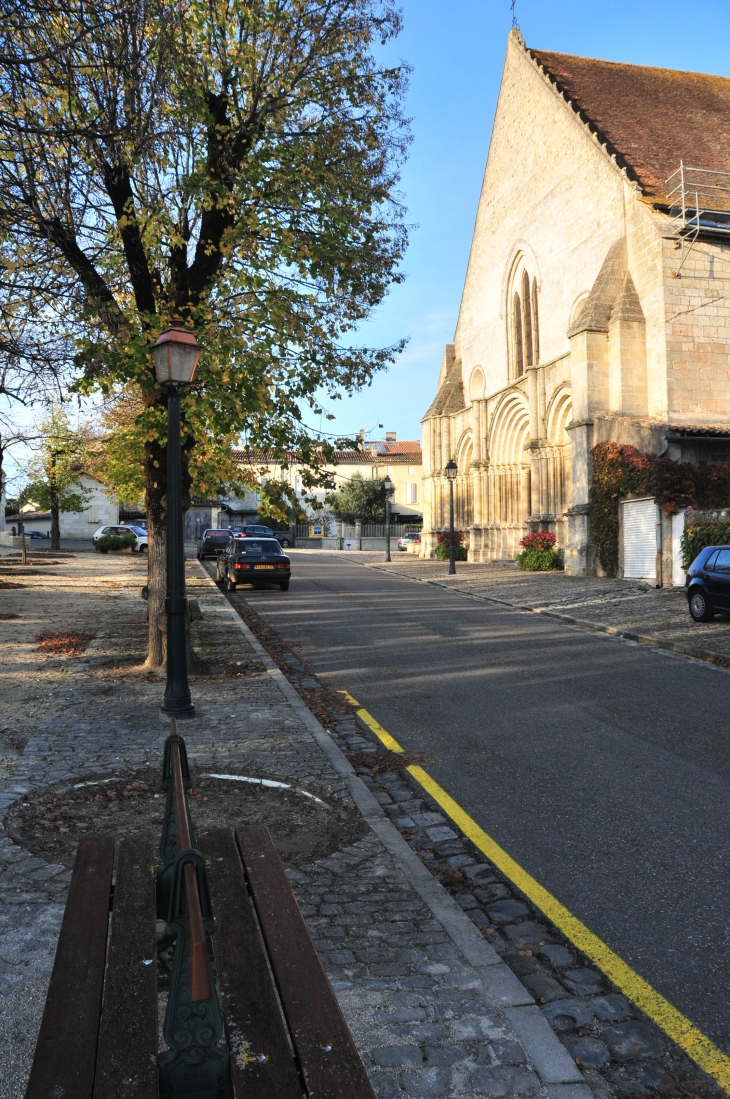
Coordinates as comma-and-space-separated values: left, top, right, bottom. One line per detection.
92, 524, 148, 553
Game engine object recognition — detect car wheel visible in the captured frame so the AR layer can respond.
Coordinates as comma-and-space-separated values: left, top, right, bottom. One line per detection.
140, 544, 148, 554
279, 580, 290, 591
226, 576, 237, 592
689, 589, 714, 622
279, 539, 289, 548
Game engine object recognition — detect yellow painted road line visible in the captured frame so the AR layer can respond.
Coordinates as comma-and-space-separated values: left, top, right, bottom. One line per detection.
338, 689, 405, 753
344, 694, 730, 1092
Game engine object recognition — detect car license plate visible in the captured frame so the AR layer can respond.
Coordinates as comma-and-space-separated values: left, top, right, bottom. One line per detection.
255, 564, 275, 569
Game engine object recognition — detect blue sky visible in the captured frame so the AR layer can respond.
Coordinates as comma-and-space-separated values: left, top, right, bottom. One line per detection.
328, 0, 730, 446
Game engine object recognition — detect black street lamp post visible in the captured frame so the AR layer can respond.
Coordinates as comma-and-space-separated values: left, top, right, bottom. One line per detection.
383, 475, 394, 562
152, 321, 202, 718
445, 460, 458, 576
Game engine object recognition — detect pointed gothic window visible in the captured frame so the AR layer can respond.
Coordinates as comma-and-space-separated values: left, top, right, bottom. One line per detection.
522, 270, 533, 367
531, 279, 539, 365
513, 292, 524, 377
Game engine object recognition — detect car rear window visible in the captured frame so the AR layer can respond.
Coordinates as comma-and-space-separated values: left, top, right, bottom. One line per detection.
713, 549, 730, 572
236, 540, 281, 555
705, 549, 720, 570
206, 530, 231, 540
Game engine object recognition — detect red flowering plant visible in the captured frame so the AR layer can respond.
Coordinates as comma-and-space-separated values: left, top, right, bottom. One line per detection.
518, 531, 557, 553
517, 529, 562, 571
435, 529, 468, 561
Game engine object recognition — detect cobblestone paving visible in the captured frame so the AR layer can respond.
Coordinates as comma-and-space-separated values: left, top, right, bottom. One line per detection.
316, 552, 730, 664
0, 552, 581, 1099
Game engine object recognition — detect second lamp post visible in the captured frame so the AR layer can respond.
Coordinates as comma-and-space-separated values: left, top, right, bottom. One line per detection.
445, 459, 458, 575
383, 475, 394, 563
152, 320, 202, 718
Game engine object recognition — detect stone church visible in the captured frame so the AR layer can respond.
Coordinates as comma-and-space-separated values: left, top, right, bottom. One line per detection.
422, 30, 730, 577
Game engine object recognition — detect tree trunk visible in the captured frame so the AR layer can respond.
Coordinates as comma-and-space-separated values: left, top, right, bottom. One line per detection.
50, 489, 60, 550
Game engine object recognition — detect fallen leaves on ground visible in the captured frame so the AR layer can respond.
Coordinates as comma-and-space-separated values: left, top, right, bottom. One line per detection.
36, 631, 94, 656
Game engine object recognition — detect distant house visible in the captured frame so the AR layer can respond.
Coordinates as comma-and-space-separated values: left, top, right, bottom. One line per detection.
5, 475, 118, 537
233, 432, 423, 526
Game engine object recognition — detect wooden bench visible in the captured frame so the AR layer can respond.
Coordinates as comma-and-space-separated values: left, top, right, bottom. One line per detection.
25, 763, 376, 1099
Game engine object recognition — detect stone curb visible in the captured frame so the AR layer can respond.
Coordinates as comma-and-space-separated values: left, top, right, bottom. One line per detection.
195, 563, 588, 1092
304, 550, 730, 673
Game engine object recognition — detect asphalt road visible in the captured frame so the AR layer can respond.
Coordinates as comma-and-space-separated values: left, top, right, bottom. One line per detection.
232, 550, 730, 1054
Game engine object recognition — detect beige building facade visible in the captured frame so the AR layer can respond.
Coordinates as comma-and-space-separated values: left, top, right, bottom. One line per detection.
422, 32, 730, 577
234, 434, 423, 525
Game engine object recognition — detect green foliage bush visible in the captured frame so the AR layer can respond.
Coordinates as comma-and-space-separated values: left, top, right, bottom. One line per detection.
327, 473, 387, 523
517, 547, 563, 571
434, 530, 468, 561
590, 443, 730, 576
96, 533, 136, 554
680, 522, 730, 569
516, 531, 563, 571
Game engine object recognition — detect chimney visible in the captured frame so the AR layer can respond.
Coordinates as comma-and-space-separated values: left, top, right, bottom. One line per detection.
385, 431, 396, 443
357, 428, 365, 446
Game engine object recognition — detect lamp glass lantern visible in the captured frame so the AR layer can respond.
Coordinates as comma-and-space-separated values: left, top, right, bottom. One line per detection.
152, 321, 202, 386
383, 475, 394, 495
445, 460, 458, 480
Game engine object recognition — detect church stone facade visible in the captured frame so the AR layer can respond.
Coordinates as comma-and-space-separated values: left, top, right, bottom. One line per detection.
422, 31, 730, 576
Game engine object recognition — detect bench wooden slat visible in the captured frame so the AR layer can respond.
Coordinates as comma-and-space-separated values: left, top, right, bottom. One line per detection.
25, 837, 115, 1099
200, 829, 303, 1099
237, 826, 377, 1099
93, 835, 158, 1099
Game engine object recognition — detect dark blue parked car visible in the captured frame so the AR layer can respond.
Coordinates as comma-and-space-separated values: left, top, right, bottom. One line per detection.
685, 545, 730, 621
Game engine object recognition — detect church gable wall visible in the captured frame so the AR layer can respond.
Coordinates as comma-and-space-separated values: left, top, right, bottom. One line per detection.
454, 32, 638, 400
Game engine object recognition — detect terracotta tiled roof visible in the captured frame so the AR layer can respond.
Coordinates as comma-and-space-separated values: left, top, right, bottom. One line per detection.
233, 445, 421, 465
529, 49, 730, 203
383, 440, 421, 454
666, 422, 730, 437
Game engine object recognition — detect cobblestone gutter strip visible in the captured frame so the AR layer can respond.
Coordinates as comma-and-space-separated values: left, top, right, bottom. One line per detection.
198, 564, 590, 1098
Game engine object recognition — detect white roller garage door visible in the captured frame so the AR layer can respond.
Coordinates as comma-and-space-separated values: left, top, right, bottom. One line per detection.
621, 498, 658, 579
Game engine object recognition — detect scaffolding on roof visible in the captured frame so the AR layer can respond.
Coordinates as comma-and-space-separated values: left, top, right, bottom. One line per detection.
666, 163, 730, 239
664, 163, 730, 277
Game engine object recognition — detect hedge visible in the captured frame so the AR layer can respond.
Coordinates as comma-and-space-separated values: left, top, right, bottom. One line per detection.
680, 522, 730, 570
590, 443, 730, 576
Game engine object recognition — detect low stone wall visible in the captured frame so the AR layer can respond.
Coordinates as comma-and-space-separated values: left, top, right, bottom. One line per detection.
295, 537, 400, 551
295, 537, 341, 549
